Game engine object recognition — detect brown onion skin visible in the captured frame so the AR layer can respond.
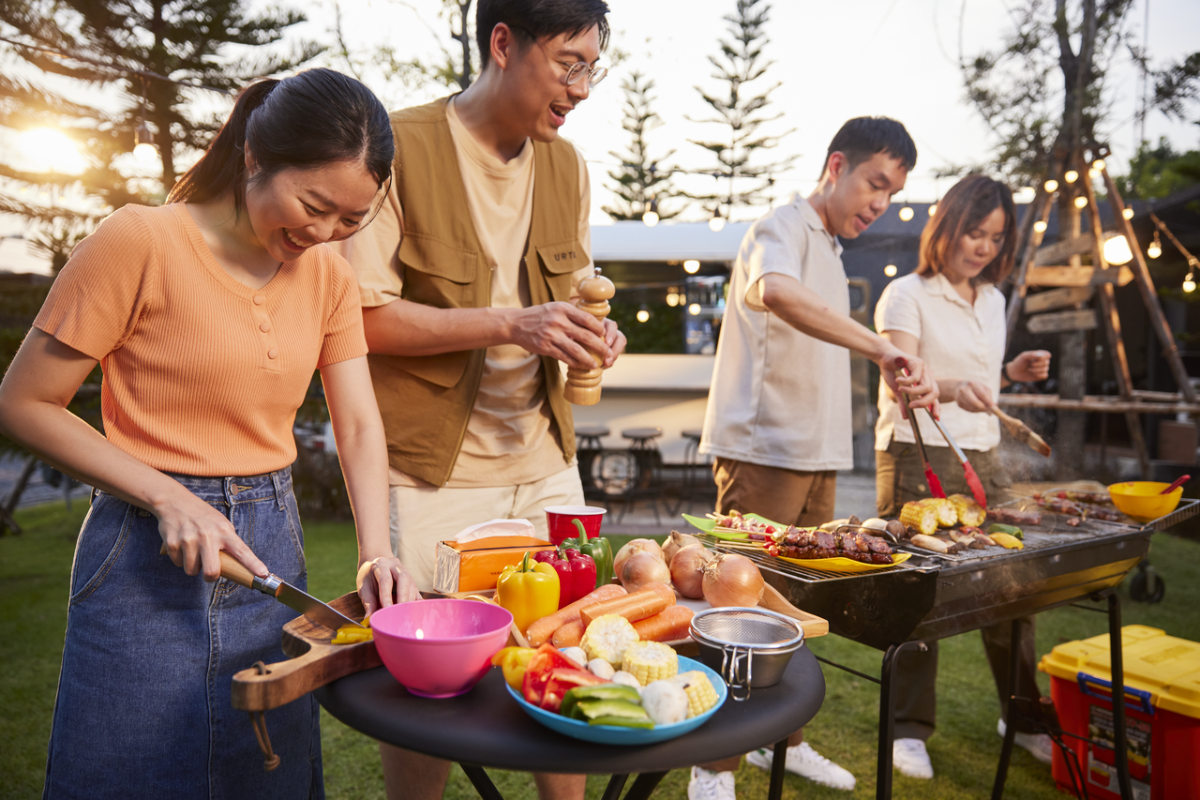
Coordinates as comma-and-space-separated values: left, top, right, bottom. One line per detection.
614, 538, 665, 575
701, 553, 765, 608
620, 551, 672, 593
670, 545, 712, 598
662, 532, 702, 565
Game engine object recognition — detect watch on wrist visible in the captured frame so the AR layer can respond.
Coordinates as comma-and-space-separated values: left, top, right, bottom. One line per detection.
1003, 362, 1015, 382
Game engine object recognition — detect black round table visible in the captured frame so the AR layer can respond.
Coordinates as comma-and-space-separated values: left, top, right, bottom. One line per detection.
316, 647, 826, 800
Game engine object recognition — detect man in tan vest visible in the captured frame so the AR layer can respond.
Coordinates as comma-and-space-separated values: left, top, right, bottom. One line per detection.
340, 1, 620, 798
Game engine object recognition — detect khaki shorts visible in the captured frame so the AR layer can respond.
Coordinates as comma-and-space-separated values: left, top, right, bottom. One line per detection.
389, 465, 584, 592
712, 457, 837, 528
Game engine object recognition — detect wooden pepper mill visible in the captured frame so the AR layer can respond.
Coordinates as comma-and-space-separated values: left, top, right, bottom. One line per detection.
563, 266, 616, 406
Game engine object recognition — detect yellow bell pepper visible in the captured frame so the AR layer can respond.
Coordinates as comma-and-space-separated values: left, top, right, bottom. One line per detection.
331, 615, 373, 645
491, 646, 536, 690
496, 551, 560, 635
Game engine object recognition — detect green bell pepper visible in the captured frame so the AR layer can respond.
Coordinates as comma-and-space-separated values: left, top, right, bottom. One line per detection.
560, 519, 614, 588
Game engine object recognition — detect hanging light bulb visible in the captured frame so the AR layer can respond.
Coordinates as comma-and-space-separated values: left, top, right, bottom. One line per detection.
1102, 233, 1134, 265
1064, 170, 1079, 184
884, 264, 898, 277
898, 206, 914, 221
1147, 232, 1162, 259
1034, 220, 1048, 233
928, 204, 938, 216
642, 198, 659, 227
1093, 159, 1106, 172
665, 291, 679, 308
1073, 195, 1089, 209
636, 305, 650, 323
1184, 275, 1196, 293
1044, 179, 1059, 192
684, 259, 700, 274
688, 303, 702, 316
1122, 207, 1135, 220
708, 207, 725, 233
133, 120, 157, 162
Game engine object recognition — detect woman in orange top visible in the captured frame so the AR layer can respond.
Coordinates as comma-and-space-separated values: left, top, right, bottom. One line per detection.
0, 69, 418, 799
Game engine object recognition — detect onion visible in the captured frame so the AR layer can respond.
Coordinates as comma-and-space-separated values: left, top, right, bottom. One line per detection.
701, 553, 765, 608
670, 545, 713, 599
620, 551, 672, 592
662, 531, 702, 564
614, 538, 665, 575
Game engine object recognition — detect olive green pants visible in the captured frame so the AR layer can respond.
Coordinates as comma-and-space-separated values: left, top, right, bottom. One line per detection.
876, 439, 1045, 739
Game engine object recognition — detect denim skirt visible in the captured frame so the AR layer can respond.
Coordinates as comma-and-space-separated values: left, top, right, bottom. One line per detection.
43, 468, 324, 800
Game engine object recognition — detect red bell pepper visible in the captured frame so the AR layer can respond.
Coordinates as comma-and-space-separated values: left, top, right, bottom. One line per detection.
539, 667, 609, 712
532, 548, 596, 608
521, 643, 582, 706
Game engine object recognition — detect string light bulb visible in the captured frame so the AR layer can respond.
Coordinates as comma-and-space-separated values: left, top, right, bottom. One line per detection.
688, 303, 701, 316
928, 204, 938, 217
708, 208, 725, 233
684, 259, 700, 274
1093, 159, 1106, 171
133, 120, 157, 162
1123, 207, 1135, 220
636, 305, 650, 323
1102, 234, 1134, 265
884, 264, 898, 277
1074, 195, 1089, 209
641, 198, 659, 227
1044, 179, 1059, 192
665, 291, 679, 307
898, 206, 914, 221
1184, 276, 1196, 293
1034, 220, 1048, 233
1147, 232, 1162, 259
1064, 170, 1079, 183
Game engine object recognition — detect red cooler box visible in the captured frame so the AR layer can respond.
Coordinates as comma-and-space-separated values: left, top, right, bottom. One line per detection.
1039, 624, 1200, 800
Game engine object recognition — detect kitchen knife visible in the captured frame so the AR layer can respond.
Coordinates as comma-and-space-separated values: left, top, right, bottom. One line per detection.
219, 551, 366, 630
896, 376, 945, 499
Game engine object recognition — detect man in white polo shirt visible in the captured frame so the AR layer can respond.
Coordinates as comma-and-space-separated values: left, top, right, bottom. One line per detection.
692, 117, 939, 798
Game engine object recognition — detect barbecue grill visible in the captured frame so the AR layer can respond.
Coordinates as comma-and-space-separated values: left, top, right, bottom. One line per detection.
698, 491, 1199, 800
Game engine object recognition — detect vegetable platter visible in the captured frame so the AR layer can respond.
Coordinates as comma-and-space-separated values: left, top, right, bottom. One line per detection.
505, 656, 727, 745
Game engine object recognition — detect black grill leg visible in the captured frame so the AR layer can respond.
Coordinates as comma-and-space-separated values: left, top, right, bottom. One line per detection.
460, 765, 504, 800
991, 617, 1023, 799
1109, 592, 1133, 800
769, 738, 787, 800
877, 642, 914, 800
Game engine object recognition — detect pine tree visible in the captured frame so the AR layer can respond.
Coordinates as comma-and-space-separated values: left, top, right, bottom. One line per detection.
688, 0, 795, 220
0, 0, 321, 267
603, 71, 684, 222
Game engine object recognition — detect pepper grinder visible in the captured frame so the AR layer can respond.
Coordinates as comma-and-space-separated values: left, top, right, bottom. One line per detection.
563, 267, 616, 406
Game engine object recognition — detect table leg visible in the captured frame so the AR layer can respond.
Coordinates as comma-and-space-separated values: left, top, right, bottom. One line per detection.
990, 617, 1023, 799
768, 739, 787, 800
876, 641, 925, 800
619, 771, 667, 800
1108, 592, 1133, 800
460, 764, 505, 800
600, 773, 629, 800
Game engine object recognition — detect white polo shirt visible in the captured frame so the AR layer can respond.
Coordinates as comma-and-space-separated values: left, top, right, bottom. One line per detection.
700, 193, 854, 472
874, 272, 1006, 452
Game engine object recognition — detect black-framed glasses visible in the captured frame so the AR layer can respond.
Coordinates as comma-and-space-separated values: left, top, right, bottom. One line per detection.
510, 24, 607, 89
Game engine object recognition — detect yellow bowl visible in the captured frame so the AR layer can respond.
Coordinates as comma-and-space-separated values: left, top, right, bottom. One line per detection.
1107, 482, 1184, 523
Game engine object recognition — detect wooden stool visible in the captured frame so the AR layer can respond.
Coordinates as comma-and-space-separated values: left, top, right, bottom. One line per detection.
617, 427, 664, 524
574, 425, 610, 499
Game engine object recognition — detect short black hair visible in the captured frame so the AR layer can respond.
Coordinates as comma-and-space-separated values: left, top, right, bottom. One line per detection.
476, 0, 610, 70
822, 116, 917, 178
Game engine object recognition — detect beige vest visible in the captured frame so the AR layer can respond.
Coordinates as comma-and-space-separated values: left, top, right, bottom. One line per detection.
368, 98, 583, 486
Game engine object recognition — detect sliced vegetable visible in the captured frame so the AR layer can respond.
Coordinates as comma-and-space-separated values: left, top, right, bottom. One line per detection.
580, 614, 640, 667
540, 666, 609, 712
522, 643, 584, 706
559, 684, 640, 719
987, 523, 1024, 540
988, 531, 1024, 550
491, 646, 535, 691
621, 641, 679, 685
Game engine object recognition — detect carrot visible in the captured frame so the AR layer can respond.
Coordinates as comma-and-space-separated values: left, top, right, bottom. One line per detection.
579, 583, 676, 629
525, 583, 627, 646
632, 606, 695, 642
551, 620, 584, 648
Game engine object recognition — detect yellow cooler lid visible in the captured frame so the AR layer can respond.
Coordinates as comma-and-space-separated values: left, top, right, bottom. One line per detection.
1039, 625, 1200, 719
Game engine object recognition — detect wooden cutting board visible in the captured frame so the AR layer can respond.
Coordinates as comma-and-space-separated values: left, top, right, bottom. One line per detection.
231, 592, 379, 713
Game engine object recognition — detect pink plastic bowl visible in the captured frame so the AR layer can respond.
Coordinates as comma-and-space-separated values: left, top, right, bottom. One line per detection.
370, 599, 513, 698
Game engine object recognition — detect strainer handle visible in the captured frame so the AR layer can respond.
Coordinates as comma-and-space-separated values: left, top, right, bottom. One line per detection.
722, 645, 752, 702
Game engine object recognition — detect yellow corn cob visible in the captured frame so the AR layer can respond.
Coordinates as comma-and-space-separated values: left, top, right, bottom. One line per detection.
621, 641, 679, 685
580, 614, 640, 667
948, 494, 987, 527
672, 670, 719, 717
900, 501, 938, 536
918, 498, 958, 527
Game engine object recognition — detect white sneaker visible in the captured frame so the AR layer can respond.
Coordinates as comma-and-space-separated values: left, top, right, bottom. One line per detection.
746, 742, 856, 791
997, 718, 1054, 764
688, 767, 735, 800
892, 738, 934, 779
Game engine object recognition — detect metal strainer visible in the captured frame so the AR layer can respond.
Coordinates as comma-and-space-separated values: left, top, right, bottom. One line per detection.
689, 607, 805, 701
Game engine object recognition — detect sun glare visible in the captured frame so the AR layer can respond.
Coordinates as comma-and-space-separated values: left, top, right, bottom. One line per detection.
18, 128, 88, 174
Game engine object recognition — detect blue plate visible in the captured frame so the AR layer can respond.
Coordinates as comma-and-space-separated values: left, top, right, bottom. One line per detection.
505, 655, 728, 745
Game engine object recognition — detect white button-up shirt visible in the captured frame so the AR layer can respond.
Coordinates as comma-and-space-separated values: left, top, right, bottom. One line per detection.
701, 193, 854, 471
874, 272, 1006, 452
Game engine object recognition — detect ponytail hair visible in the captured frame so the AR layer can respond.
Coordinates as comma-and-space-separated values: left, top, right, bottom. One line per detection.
169, 68, 393, 214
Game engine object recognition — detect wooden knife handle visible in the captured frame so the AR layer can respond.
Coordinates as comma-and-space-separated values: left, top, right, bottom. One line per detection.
219, 550, 266, 592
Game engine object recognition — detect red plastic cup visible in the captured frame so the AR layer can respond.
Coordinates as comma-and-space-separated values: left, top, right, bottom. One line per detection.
544, 505, 606, 545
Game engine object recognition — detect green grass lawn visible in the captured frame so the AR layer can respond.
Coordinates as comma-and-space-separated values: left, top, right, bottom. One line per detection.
4, 505, 1199, 799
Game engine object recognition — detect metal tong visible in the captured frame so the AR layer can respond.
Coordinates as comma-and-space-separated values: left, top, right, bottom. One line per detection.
897, 367, 988, 509
896, 381, 945, 499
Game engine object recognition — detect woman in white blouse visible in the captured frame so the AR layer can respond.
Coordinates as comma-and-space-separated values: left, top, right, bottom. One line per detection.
874, 174, 1052, 779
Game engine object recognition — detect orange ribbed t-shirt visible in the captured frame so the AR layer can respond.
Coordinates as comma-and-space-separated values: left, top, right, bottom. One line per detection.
34, 203, 368, 477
